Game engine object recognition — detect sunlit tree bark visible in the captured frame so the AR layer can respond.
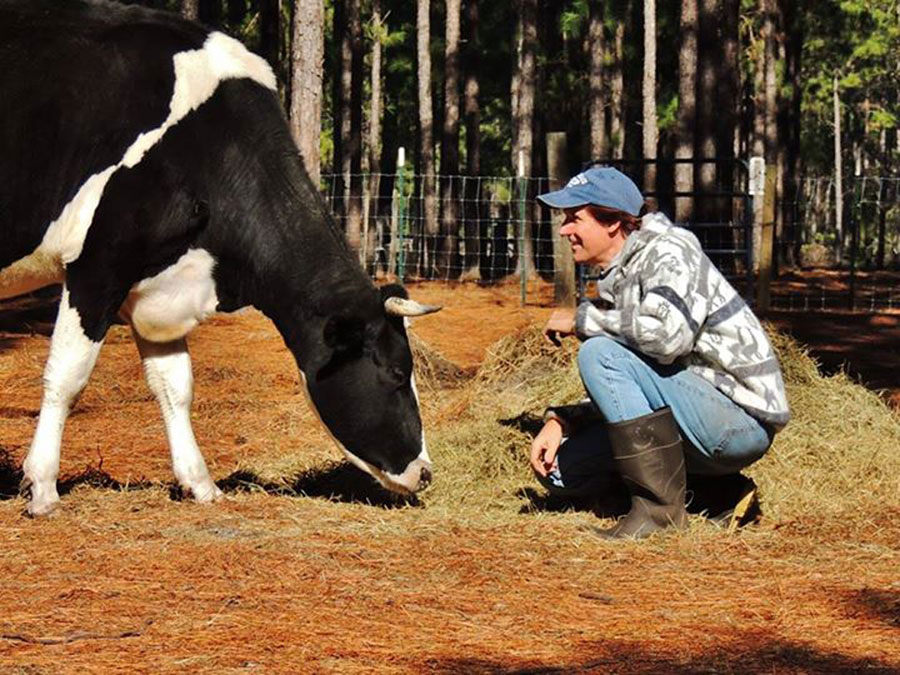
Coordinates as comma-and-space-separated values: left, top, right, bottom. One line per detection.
289, 0, 324, 185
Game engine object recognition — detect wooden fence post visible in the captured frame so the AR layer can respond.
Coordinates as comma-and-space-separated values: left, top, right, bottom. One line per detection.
546, 132, 576, 307
756, 165, 777, 313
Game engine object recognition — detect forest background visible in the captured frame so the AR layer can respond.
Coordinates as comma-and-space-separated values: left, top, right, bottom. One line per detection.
126, 0, 899, 286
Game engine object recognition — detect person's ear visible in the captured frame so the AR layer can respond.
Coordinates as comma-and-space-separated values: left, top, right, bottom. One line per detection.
608, 218, 624, 237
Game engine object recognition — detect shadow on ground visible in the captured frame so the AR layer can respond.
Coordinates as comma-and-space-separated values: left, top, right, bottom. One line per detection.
844, 587, 900, 629
0, 288, 60, 342
0, 447, 22, 499
0, 446, 156, 504
769, 310, 900, 407
499, 413, 546, 437
0, 447, 415, 509
419, 631, 900, 674
218, 462, 420, 508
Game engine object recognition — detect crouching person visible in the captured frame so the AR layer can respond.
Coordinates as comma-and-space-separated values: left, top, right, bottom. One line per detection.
532, 167, 790, 540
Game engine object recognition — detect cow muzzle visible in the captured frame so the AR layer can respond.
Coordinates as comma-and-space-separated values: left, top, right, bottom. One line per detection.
382, 457, 433, 495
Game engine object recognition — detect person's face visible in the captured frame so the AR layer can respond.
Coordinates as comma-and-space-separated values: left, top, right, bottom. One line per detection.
559, 205, 626, 266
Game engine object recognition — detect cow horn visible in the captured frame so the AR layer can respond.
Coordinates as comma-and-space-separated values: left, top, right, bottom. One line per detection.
384, 297, 442, 317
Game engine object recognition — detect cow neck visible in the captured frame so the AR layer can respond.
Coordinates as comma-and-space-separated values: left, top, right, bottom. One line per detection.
238, 171, 374, 375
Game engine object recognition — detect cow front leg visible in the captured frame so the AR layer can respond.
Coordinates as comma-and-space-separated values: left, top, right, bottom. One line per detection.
134, 333, 222, 503
22, 288, 104, 516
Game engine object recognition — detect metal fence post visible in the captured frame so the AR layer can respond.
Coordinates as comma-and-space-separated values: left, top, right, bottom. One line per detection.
518, 151, 527, 306
848, 177, 860, 310
395, 148, 407, 281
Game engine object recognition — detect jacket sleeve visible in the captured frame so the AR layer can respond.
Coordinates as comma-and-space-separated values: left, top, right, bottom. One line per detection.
543, 400, 599, 436
575, 248, 709, 365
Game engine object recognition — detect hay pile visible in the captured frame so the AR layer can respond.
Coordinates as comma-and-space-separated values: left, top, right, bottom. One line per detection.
421, 325, 900, 524
760, 329, 900, 519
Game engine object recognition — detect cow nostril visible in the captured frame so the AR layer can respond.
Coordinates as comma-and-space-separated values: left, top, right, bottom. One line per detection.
419, 466, 432, 487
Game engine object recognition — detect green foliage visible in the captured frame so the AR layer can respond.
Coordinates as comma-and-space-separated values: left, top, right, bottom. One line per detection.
560, 0, 588, 41
120, 0, 899, 180
657, 94, 679, 136
870, 109, 897, 131
801, 0, 900, 172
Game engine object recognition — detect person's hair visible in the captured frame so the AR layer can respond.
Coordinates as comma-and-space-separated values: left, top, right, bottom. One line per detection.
586, 201, 652, 234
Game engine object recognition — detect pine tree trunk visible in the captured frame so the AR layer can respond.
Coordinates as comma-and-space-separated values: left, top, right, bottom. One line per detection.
834, 73, 843, 263
289, 0, 324, 186
763, 0, 779, 272
675, 0, 697, 223
510, 2, 523, 173
417, 0, 437, 277
461, 0, 482, 281
331, 0, 346, 217
696, 0, 718, 223
588, 1, 608, 160
515, 0, 537, 279
345, 0, 364, 255
763, 2, 778, 171
750, 0, 766, 270
774, 0, 791, 270
181, 0, 199, 21
642, 0, 658, 195
365, 0, 384, 275
610, 20, 625, 158
438, 0, 462, 279
718, 0, 739, 221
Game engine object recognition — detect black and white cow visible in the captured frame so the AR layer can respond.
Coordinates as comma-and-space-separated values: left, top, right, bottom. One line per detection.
0, 0, 439, 515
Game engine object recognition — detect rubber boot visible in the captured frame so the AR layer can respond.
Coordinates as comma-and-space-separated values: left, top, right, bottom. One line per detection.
591, 408, 688, 540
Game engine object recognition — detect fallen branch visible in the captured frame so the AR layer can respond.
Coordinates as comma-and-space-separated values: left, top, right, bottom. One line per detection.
1, 619, 153, 645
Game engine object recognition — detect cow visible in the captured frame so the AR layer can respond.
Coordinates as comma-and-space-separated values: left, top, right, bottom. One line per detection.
0, 0, 439, 516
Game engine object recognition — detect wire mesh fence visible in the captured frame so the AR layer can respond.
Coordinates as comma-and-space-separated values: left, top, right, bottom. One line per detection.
769, 275, 900, 313
320, 169, 755, 300
776, 175, 900, 312
783, 176, 900, 269
320, 170, 900, 313
322, 172, 560, 285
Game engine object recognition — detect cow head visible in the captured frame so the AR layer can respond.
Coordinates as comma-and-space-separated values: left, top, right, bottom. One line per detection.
300, 284, 441, 495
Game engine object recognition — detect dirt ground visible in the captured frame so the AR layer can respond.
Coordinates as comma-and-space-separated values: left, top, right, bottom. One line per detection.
1, 280, 899, 673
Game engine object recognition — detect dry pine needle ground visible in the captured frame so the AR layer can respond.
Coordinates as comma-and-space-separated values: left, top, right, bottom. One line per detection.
0, 296, 898, 673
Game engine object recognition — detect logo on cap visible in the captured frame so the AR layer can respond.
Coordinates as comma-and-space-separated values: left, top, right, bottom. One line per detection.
565, 173, 589, 188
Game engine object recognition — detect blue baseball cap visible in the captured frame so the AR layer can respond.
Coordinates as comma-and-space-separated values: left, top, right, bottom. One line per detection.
537, 166, 644, 216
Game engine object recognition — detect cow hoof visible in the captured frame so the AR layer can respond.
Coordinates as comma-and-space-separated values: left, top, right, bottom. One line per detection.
20, 477, 61, 517
192, 484, 224, 504
25, 496, 61, 518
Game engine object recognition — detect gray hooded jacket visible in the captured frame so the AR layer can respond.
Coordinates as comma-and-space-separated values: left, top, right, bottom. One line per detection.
573, 212, 790, 430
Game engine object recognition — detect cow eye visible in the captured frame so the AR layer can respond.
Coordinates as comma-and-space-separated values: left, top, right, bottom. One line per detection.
387, 366, 406, 386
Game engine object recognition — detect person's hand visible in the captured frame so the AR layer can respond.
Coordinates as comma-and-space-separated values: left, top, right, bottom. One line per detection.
530, 418, 564, 477
543, 308, 576, 346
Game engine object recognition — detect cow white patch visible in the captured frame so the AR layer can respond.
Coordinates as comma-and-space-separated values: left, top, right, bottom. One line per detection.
22, 287, 103, 515
404, 318, 431, 464
134, 334, 222, 502
122, 248, 218, 343
0, 250, 64, 300
408, 370, 431, 464
0, 31, 276, 300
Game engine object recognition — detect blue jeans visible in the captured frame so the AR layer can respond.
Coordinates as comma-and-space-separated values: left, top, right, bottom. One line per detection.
539, 337, 772, 496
